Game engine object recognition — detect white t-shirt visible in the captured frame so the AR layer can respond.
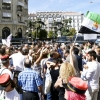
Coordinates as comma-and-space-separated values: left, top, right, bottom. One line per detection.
0, 68, 13, 80
81, 61, 100, 90
5, 89, 20, 100
10, 52, 25, 71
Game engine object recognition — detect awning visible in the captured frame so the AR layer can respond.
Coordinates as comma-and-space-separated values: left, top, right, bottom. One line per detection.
3, 0, 11, 3
3, 13, 11, 17
17, 2, 24, 6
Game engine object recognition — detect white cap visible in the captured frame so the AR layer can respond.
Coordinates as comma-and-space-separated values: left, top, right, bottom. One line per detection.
75, 43, 79, 46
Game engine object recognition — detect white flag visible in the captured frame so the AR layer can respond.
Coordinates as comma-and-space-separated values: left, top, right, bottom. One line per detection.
2, 34, 12, 47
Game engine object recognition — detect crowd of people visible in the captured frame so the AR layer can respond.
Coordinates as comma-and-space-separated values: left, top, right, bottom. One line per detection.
0, 40, 100, 100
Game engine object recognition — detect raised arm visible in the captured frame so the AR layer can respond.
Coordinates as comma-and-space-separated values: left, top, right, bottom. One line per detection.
70, 45, 74, 67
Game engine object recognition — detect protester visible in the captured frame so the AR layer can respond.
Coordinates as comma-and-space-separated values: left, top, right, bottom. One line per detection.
18, 58, 44, 100
46, 59, 61, 100
54, 46, 76, 100
0, 73, 20, 100
63, 77, 88, 100
65, 45, 80, 77
81, 50, 100, 100
0, 55, 13, 79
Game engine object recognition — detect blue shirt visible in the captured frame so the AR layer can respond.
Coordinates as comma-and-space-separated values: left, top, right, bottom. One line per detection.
18, 68, 43, 92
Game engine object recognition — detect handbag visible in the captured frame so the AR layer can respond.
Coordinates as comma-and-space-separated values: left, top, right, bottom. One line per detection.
44, 68, 52, 94
0, 90, 5, 100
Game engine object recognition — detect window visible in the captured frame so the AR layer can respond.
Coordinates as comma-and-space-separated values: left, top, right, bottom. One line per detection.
2, 17, 11, 20
24, 0, 27, 4
17, 6, 22, 11
2, 3, 11, 10
18, 16, 21, 21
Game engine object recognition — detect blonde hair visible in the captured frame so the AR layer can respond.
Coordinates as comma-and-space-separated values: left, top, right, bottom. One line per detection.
60, 62, 76, 83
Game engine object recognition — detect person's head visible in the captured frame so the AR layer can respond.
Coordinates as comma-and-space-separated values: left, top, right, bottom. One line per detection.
24, 58, 31, 68
1, 55, 9, 67
32, 53, 39, 64
63, 77, 88, 100
59, 62, 76, 83
42, 48, 49, 58
22, 47, 29, 55
95, 48, 100, 55
64, 49, 69, 58
73, 47, 79, 55
0, 74, 16, 92
5, 47, 12, 56
24, 44, 29, 49
49, 59, 62, 68
87, 41, 92, 47
14, 47, 18, 53
0, 48, 6, 56
87, 50, 97, 61
50, 51, 59, 58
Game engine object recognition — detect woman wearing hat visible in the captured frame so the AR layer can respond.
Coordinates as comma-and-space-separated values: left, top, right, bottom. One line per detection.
63, 77, 88, 100
0, 73, 20, 100
54, 46, 76, 100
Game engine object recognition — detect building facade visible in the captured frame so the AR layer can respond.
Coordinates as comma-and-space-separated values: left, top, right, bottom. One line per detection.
0, 0, 28, 39
28, 12, 84, 34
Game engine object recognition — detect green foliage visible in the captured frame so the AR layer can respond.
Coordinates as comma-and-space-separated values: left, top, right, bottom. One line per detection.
48, 31, 54, 38
31, 30, 36, 39
68, 28, 76, 36
38, 29, 47, 39
28, 20, 33, 29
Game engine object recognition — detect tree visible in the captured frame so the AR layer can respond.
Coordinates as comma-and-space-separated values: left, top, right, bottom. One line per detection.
32, 29, 47, 39
52, 20, 63, 37
61, 18, 72, 36
33, 18, 45, 39
28, 18, 45, 39
38, 29, 47, 39
48, 31, 54, 38
67, 28, 76, 36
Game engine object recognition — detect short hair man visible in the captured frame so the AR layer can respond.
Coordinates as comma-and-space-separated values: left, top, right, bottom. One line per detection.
18, 58, 43, 100
81, 50, 100, 100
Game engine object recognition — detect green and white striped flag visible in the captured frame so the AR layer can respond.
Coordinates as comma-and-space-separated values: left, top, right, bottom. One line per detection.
79, 11, 100, 34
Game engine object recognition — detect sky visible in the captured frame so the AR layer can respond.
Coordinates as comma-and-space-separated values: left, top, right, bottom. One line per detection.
28, 0, 100, 15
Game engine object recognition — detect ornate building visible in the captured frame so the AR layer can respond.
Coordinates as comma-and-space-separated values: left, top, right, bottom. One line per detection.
0, 0, 28, 39
28, 12, 84, 33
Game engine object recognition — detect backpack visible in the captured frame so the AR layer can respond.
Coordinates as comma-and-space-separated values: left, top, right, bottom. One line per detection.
44, 68, 52, 94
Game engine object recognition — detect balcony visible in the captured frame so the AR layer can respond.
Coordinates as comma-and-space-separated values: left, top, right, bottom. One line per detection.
17, 1, 24, 7
2, 6, 11, 10
18, 21, 25, 24
2, 0, 11, 4
17, 8, 22, 12
1, 20, 12, 22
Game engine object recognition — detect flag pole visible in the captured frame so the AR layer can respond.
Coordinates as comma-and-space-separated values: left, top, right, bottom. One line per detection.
74, 33, 79, 44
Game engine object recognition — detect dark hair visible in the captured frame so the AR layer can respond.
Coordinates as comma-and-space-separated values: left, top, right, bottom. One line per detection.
22, 48, 29, 55
24, 59, 31, 68
97, 55, 100, 63
50, 52, 54, 57
2, 59, 9, 65
73, 47, 79, 55
10, 80, 16, 88
0, 48, 6, 55
65, 49, 69, 54
88, 50, 97, 60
